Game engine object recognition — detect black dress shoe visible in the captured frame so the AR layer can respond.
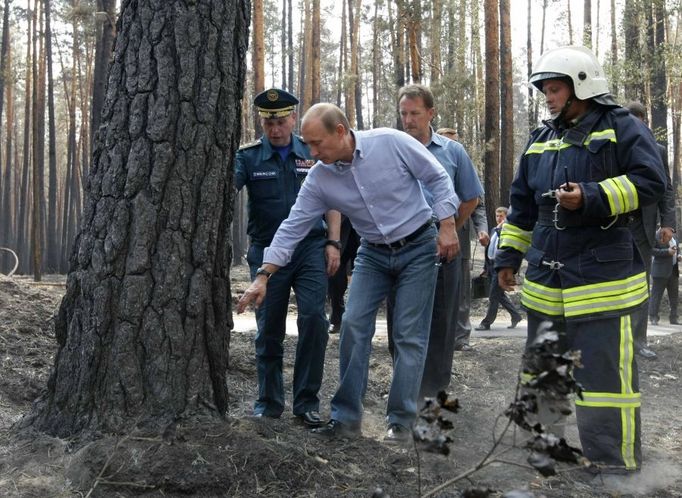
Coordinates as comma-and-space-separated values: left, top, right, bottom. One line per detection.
454, 344, 474, 352
670, 319, 680, 325
296, 410, 323, 427
384, 423, 412, 444
636, 347, 657, 359
474, 323, 490, 331
310, 419, 360, 438
508, 317, 523, 329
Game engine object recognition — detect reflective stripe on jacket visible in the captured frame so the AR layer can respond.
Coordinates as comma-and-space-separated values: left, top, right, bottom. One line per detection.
496, 106, 666, 321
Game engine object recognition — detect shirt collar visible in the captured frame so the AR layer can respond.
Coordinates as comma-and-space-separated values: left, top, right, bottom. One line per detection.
260, 134, 307, 160
427, 127, 448, 148
350, 129, 364, 160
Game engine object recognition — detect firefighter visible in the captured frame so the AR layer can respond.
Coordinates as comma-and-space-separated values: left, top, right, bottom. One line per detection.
496, 46, 667, 472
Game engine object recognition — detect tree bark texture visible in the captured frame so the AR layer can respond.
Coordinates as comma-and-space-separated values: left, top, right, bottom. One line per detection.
251, 0, 264, 136
46, 0, 61, 272
0, 0, 12, 254
91, 0, 117, 161
499, 0, 513, 206
483, 0, 500, 223
649, 0, 667, 146
583, 0, 592, 48
623, 0, 645, 101
26, 0, 249, 438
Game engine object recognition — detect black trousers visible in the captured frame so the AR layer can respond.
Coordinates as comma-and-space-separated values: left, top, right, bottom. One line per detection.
526, 312, 642, 471
649, 266, 679, 322
480, 268, 522, 326
327, 231, 360, 326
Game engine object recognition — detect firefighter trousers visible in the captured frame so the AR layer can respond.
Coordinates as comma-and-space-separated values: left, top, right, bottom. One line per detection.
526, 312, 642, 471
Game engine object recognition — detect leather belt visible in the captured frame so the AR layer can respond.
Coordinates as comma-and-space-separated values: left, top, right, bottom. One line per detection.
536, 205, 627, 228
366, 221, 433, 250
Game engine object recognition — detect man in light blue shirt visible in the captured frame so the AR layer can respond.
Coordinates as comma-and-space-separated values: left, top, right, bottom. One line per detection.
238, 103, 461, 443
393, 84, 484, 399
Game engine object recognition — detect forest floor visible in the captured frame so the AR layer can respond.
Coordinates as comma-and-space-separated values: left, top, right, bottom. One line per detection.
0, 267, 681, 497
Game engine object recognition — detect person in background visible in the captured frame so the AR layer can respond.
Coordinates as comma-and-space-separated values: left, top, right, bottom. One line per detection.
649, 229, 679, 326
496, 46, 666, 473
396, 85, 484, 398
436, 128, 491, 352
625, 101, 677, 359
327, 216, 360, 334
237, 103, 461, 443
234, 88, 341, 427
475, 206, 523, 331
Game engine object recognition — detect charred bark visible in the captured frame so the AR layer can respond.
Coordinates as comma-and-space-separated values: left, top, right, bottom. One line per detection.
25, 0, 249, 438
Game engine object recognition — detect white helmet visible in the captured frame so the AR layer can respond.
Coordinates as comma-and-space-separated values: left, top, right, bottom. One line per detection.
529, 46, 609, 100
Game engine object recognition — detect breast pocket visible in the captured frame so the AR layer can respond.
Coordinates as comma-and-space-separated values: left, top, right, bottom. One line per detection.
585, 139, 616, 181
249, 170, 279, 200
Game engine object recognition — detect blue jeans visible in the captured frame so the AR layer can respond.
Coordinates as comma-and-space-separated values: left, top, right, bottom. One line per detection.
330, 226, 438, 428
247, 237, 329, 417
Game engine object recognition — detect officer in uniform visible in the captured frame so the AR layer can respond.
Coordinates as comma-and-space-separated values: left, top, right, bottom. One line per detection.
496, 46, 666, 472
235, 88, 341, 426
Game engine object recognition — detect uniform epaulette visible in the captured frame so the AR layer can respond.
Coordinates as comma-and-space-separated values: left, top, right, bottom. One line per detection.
239, 139, 262, 150
613, 107, 629, 116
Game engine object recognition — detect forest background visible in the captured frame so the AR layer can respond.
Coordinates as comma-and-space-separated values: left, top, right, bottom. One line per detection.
0, 0, 681, 278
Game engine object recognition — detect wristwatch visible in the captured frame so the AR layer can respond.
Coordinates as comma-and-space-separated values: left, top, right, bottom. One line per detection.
325, 239, 342, 250
255, 267, 273, 279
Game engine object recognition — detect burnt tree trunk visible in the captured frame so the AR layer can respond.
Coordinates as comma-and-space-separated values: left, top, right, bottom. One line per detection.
25, 0, 249, 438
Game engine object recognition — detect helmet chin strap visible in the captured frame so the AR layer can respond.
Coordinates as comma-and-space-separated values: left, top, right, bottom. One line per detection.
552, 96, 574, 124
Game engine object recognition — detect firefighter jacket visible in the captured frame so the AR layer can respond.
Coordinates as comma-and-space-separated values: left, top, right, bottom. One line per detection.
496, 105, 667, 321
235, 135, 325, 247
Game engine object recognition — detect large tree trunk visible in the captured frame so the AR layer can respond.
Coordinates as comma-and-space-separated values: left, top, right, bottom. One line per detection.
25, 0, 249, 438
484, 0, 500, 223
